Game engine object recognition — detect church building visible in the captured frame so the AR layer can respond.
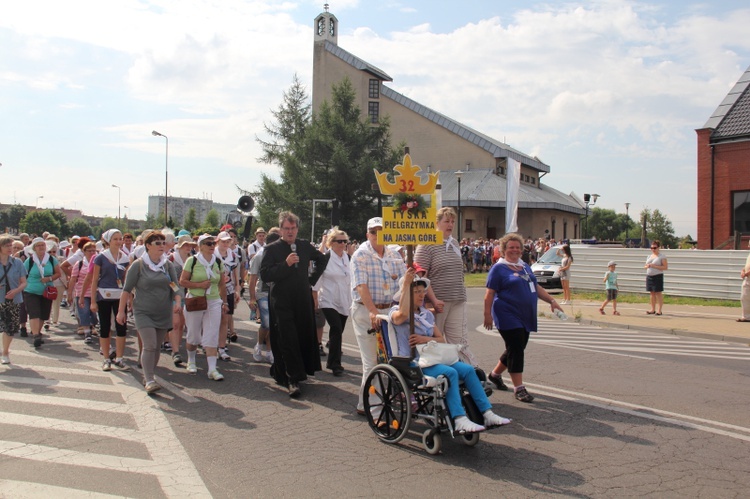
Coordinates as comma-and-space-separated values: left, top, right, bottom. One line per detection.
311, 8, 585, 240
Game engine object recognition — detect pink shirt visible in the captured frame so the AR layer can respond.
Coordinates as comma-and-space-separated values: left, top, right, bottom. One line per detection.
71, 259, 92, 298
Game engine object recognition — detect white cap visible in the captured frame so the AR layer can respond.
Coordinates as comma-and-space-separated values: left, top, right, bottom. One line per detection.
197, 234, 215, 245
217, 231, 232, 241
367, 217, 383, 230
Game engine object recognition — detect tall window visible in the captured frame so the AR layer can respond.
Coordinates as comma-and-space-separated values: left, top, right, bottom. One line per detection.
465, 219, 473, 232
733, 191, 750, 234
369, 79, 379, 99
368, 102, 379, 123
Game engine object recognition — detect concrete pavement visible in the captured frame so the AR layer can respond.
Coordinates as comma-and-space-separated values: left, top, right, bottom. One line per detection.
556, 299, 750, 345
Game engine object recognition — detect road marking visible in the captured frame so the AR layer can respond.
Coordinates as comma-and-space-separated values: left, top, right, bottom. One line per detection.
0, 354, 211, 498
529, 382, 750, 443
0, 479, 124, 498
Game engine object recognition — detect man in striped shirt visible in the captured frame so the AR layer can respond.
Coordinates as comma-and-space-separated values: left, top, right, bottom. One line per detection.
414, 207, 478, 366
350, 217, 406, 415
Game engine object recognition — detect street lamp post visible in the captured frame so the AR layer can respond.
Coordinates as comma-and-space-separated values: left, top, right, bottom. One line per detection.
583, 193, 600, 239
152, 130, 169, 226
112, 184, 121, 230
455, 170, 464, 241
36, 195, 43, 208
625, 202, 631, 242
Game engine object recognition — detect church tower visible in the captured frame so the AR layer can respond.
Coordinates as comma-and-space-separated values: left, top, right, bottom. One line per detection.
312, 4, 340, 111
314, 4, 338, 45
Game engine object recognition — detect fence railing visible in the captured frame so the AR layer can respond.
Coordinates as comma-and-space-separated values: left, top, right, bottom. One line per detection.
568, 247, 745, 300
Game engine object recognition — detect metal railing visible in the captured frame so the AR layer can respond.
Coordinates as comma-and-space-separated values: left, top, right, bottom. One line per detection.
568, 247, 746, 300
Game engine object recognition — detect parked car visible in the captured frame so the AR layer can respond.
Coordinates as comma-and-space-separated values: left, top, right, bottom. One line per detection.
531, 245, 564, 290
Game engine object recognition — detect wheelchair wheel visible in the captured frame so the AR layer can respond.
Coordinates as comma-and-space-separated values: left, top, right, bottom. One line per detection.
363, 364, 412, 444
460, 393, 481, 447
422, 429, 442, 455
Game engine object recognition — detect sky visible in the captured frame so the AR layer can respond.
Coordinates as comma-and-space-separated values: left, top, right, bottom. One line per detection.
2, 0, 750, 238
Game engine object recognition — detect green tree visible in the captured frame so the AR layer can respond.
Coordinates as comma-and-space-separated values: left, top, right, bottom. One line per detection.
197, 209, 220, 234
641, 208, 677, 248
584, 207, 634, 241
100, 217, 119, 231
47, 210, 70, 238
69, 218, 93, 237
256, 75, 400, 239
19, 211, 60, 236
255, 74, 314, 231
0, 204, 27, 232
184, 208, 199, 232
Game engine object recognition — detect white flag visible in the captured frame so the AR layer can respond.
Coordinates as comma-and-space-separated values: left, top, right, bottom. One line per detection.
505, 157, 521, 233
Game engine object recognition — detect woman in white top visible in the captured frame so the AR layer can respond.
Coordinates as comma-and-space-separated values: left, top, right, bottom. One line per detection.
316, 227, 353, 376
645, 240, 668, 315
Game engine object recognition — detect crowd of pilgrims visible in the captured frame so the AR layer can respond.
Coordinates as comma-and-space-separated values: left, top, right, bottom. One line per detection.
1, 208, 563, 434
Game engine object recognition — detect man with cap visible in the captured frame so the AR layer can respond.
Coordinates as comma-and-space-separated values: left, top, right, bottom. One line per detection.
349, 216, 407, 415
260, 211, 329, 397
247, 227, 266, 261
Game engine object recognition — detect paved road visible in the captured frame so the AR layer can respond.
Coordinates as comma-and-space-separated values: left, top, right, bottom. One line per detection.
1, 291, 749, 497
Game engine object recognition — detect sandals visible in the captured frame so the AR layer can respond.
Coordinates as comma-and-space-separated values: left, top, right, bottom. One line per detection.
613, 311, 621, 316
736, 318, 750, 322
646, 311, 656, 315
599, 308, 605, 315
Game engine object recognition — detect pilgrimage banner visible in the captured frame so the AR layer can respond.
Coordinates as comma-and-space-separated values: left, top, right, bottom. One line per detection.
506, 157, 521, 233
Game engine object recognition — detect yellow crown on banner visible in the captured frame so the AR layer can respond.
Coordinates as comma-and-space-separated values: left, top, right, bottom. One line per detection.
374, 153, 439, 195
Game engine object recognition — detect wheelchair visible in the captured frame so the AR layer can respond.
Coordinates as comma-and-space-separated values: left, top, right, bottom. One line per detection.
362, 315, 493, 455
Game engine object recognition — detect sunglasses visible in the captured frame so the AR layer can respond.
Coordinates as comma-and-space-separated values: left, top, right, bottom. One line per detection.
203, 241, 216, 246
651, 246, 658, 249
150, 241, 167, 246
368, 230, 381, 235
333, 239, 348, 244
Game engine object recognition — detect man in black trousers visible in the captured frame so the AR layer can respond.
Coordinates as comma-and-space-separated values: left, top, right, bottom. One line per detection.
260, 211, 329, 397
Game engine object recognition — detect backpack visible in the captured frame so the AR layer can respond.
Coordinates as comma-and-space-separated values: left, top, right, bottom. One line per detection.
26, 255, 57, 277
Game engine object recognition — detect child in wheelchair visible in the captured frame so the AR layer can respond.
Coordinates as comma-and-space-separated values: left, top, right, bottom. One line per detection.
388, 267, 511, 434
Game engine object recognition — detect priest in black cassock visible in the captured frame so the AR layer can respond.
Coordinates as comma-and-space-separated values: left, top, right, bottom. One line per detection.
260, 211, 329, 397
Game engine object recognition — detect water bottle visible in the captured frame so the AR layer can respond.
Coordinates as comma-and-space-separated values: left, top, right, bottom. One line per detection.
555, 310, 568, 321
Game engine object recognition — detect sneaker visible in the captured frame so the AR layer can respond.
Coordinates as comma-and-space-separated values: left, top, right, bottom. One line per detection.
208, 369, 224, 381
218, 348, 231, 361
172, 353, 184, 366
43, 322, 50, 331
33, 335, 43, 348
1, 355, 10, 365
161, 342, 172, 352
102, 359, 112, 371
20, 326, 28, 337
483, 411, 512, 428
60, 299, 68, 308
109, 346, 116, 360
515, 387, 535, 403
288, 382, 301, 398
263, 349, 274, 364
319, 344, 327, 357
253, 343, 263, 362
113, 359, 129, 371
145, 381, 161, 394
229, 333, 238, 343
488, 372, 509, 391
454, 416, 485, 434
84, 334, 93, 344
186, 362, 198, 374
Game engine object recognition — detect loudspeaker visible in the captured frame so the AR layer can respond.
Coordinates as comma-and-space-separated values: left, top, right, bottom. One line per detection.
237, 195, 255, 215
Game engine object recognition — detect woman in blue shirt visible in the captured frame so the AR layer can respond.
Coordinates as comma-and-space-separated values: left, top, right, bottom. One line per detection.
483, 233, 564, 403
